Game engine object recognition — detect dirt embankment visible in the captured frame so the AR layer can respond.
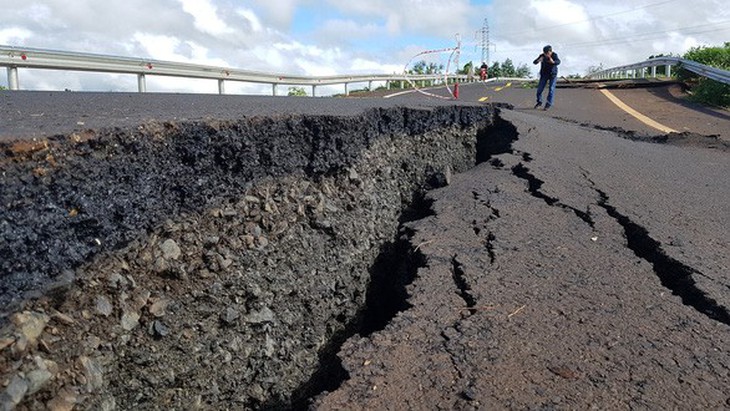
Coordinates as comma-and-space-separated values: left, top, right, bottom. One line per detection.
0, 105, 505, 409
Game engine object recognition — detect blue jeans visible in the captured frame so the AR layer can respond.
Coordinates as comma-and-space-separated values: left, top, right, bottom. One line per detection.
536, 74, 557, 106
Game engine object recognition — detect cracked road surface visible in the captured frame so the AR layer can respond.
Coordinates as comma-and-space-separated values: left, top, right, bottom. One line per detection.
315, 109, 730, 409
1, 85, 728, 409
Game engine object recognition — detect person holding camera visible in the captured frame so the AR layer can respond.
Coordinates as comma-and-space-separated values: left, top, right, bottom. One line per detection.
533, 45, 560, 110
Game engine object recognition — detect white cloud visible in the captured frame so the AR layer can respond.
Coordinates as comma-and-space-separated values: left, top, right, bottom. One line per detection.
238, 8, 264, 33
317, 19, 382, 42
132, 33, 183, 61
325, 0, 473, 37
350, 58, 403, 74
251, 0, 302, 27
177, 0, 233, 37
0, 27, 33, 44
1, 0, 728, 92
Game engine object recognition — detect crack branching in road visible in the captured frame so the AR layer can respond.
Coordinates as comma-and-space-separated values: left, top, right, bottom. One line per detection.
511, 162, 596, 228
513, 162, 729, 326
471, 191, 500, 264
595, 189, 730, 326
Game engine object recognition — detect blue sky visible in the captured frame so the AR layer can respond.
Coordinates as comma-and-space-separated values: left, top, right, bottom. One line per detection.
0, 0, 727, 94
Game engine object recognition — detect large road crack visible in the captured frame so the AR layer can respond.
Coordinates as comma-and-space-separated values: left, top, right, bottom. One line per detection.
595, 189, 730, 326
451, 256, 477, 315
471, 191, 499, 264
511, 162, 595, 228
514, 160, 729, 325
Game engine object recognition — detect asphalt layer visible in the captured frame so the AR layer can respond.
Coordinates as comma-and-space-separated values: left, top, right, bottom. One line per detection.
1, 84, 729, 409
0, 91, 473, 141
2, 81, 727, 143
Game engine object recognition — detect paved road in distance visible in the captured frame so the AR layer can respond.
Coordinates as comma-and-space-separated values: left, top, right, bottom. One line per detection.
390, 80, 730, 141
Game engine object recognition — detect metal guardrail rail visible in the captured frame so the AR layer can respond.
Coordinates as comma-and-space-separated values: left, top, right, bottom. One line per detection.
587, 56, 730, 85
0, 45, 472, 96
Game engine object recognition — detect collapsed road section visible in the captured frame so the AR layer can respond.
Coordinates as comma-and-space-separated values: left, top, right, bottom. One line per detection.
313, 108, 730, 410
0, 105, 504, 409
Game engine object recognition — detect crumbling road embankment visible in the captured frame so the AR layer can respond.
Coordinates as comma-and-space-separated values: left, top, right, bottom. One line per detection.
0, 105, 500, 409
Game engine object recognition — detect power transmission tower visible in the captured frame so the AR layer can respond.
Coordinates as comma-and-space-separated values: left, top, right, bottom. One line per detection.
477, 18, 491, 65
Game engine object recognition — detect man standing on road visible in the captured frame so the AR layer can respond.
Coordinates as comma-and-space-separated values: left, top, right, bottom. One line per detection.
533, 45, 560, 110
480, 62, 489, 81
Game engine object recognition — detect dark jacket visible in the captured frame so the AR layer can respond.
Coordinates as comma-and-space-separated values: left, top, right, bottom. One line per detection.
533, 52, 560, 77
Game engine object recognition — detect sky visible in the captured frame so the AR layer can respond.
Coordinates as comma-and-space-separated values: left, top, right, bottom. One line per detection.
0, 0, 728, 95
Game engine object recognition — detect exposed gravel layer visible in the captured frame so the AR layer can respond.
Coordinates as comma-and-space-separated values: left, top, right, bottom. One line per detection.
0, 105, 498, 409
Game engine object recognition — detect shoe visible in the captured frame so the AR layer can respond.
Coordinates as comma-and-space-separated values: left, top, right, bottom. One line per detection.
543, 104, 551, 110
534, 102, 542, 109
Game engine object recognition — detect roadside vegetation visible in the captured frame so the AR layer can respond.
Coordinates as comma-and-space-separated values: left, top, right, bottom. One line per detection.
288, 86, 308, 96
678, 42, 730, 108
483, 59, 531, 78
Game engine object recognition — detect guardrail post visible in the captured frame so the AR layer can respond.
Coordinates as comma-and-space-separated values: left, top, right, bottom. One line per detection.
272, 84, 277, 96
137, 74, 147, 92
218, 79, 225, 95
311, 85, 316, 97
7, 67, 19, 90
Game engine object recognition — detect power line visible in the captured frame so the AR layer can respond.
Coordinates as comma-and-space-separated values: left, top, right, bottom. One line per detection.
493, 20, 730, 54
565, 24, 730, 50
498, 0, 682, 37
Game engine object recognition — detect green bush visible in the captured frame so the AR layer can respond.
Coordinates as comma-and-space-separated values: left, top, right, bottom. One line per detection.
679, 43, 730, 107
287, 86, 307, 97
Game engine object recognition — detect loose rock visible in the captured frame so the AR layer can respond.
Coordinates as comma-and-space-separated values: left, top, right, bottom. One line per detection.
11, 311, 50, 344
95, 296, 113, 317
151, 321, 170, 338
79, 356, 104, 391
245, 307, 276, 324
149, 298, 171, 317
160, 239, 181, 260
46, 387, 78, 411
120, 311, 140, 331
26, 368, 53, 395
1, 375, 28, 410
220, 307, 240, 325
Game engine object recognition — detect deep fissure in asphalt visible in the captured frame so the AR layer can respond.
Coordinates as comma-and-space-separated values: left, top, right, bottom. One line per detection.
595, 189, 730, 326
1, 105, 506, 409
282, 224, 430, 410
510, 160, 726, 325
290, 112, 523, 407
511, 162, 595, 228
476, 114, 519, 163
451, 256, 478, 314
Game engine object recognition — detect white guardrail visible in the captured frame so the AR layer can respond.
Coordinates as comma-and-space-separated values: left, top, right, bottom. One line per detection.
0, 45, 474, 96
587, 56, 730, 85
